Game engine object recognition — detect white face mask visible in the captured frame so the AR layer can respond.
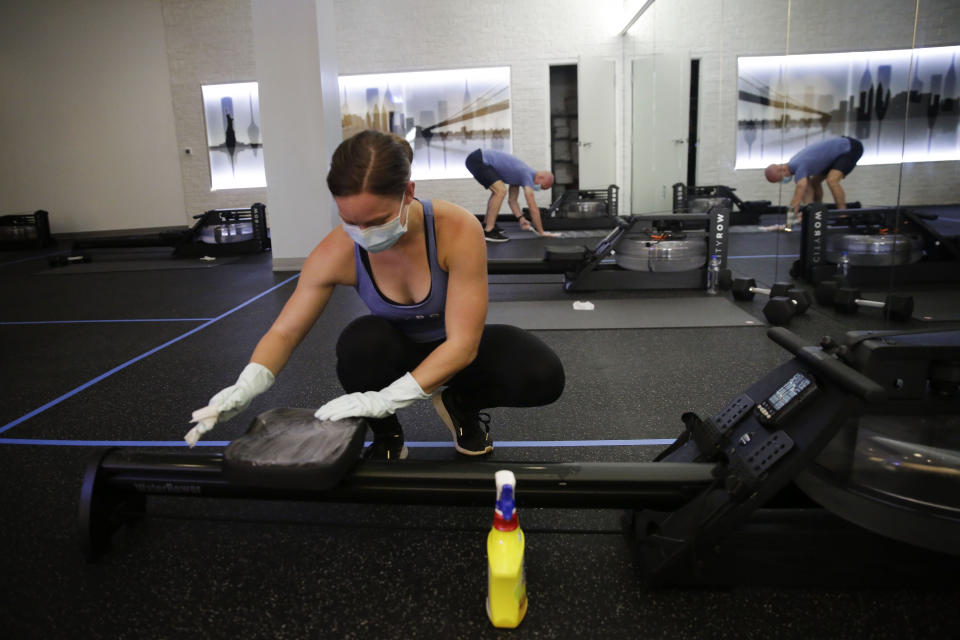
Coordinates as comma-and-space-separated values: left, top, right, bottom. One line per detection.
342, 196, 409, 253
781, 175, 792, 184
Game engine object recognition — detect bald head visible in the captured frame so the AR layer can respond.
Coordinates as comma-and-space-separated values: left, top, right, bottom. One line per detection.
765, 164, 789, 183
535, 171, 554, 190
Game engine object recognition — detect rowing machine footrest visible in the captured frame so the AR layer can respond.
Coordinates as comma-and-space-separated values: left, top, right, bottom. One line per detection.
723, 429, 794, 500
223, 409, 366, 490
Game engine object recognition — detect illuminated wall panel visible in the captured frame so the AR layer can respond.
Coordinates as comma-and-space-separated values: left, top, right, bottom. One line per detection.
736, 46, 959, 168
338, 67, 512, 181
201, 82, 266, 190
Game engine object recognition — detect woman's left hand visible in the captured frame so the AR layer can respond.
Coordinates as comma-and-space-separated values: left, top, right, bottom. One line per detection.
315, 372, 430, 421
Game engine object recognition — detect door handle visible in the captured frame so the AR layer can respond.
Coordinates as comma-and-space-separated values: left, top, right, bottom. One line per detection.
580, 141, 592, 148
673, 139, 685, 144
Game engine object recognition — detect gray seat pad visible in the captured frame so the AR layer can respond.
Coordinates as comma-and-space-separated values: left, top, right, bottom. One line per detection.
223, 408, 366, 490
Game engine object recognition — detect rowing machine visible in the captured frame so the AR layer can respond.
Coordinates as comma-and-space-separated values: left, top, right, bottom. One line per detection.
487, 209, 730, 291
79, 328, 960, 584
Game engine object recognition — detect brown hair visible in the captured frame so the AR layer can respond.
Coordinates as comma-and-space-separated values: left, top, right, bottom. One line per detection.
327, 129, 414, 197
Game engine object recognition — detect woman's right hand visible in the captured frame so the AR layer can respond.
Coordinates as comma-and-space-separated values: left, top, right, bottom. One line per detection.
184, 362, 275, 447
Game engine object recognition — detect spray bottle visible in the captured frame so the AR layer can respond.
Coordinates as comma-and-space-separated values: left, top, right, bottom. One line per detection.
486, 469, 527, 628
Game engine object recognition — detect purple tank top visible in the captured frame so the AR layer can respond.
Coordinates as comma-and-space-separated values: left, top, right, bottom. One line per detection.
353, 199, 448, 342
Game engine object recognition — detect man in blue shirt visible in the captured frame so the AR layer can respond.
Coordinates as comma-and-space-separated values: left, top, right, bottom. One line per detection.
465, 148, 556, 242
764, 136, 863, 229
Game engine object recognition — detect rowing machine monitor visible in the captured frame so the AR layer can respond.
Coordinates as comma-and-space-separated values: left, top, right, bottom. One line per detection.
755, 371, 818, 426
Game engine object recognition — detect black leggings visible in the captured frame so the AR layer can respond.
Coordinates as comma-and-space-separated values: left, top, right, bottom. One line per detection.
335, 315, 565, 436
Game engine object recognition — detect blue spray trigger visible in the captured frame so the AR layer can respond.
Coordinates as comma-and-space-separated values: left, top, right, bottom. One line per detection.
496, 485, 516, 520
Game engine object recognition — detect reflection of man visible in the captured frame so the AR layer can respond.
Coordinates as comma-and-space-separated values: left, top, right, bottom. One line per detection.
764, 136, 863, 229
465, 148, 556, 242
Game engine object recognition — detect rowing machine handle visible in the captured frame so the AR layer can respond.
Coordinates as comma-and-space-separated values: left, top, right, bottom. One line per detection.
767, 327, 887, 403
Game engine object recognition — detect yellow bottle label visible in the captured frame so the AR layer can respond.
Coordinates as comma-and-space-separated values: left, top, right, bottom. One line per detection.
487, 527, 526, 628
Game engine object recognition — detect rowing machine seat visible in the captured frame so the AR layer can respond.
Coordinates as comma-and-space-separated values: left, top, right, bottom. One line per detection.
544, 244, 589, 267
223, 408, 366, 490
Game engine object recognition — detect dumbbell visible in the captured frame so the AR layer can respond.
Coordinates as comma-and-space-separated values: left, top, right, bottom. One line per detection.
717, 268, 733, 291
832, 288, 914, 321
814, 280, 844, 306
730, 278, 811, 325
731, 279, 797, 302
48, 253, 91, 267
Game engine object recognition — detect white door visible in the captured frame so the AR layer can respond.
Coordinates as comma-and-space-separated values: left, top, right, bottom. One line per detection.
631, 52, 690, 213
577, 56, 617, 190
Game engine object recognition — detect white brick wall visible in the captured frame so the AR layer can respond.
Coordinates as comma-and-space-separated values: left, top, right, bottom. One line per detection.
161, 0, 268, 218
6, 1, 953, 233
159, 0, 958, 221
332, 0, 628, 215
623, 0, 960, 208
334, 0, 959, 213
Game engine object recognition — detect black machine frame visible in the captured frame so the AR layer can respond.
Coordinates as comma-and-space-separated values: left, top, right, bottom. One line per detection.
0, 209, 54, 250
66, 203, 271, 259
79, 328, 960, 585
793, 202, 960, 286
487, 209, 730, 292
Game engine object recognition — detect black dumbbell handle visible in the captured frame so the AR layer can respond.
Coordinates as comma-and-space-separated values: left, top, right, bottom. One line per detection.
767, 327, 887, 403
854, 298, 886, 309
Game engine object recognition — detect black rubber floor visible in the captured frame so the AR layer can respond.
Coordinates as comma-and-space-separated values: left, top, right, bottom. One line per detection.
2, 232, 959, 639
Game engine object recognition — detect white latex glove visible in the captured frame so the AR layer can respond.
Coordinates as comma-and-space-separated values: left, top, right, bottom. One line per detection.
184, 362, 275, 447
533, 228, 561, 238
314, 372, 430, 422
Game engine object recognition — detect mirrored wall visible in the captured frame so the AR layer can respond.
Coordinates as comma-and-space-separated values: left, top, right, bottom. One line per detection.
624, 0, 790, 285
622, 0, 959, 321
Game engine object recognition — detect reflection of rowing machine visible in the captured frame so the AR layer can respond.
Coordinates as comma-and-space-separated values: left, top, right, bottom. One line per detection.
671, 183, 864, 226
52, 204, 270, 266
487, 209, 730, 291
792, 203, 960, 286
481, 185, 622, 231
0, 210, 54, 250
673, 184, 785, 225
537, 185, 620, 230
80, 327, 960, 585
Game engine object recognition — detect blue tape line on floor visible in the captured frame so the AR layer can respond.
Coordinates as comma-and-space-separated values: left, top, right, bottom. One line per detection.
0, 439, 231, 447
0, 437, 674, 448
0, 273, 300, 436
482, 439, 675, 447
0, 251, 65, 267
0, 318, 214, 325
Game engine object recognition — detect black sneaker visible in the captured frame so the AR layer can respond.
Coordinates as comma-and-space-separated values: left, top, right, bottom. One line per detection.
484, 226, 509, 243
432, 389, 494, 455
362, 432, 408, 460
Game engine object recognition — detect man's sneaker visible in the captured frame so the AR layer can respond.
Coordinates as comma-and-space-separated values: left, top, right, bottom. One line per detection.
484, 226, 509, 243
431, 388, 494, 455
362, 432, 408, 460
